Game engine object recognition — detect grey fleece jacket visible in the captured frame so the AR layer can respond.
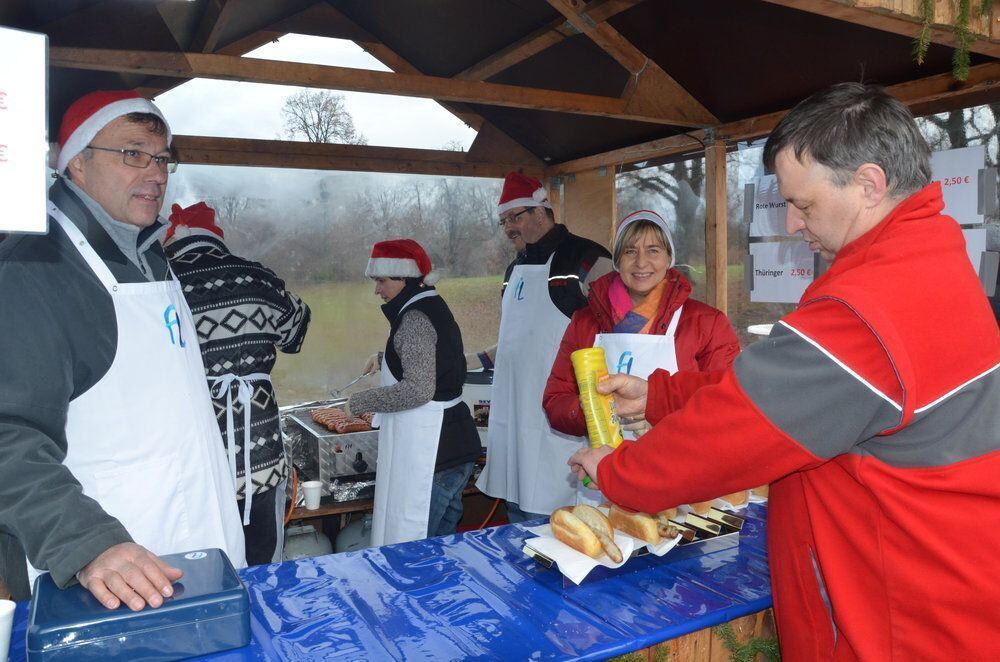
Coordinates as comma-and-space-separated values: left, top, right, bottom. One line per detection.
0, 178, 169, 600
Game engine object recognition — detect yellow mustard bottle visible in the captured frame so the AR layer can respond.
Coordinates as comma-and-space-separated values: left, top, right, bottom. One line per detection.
570, 347, 623, 450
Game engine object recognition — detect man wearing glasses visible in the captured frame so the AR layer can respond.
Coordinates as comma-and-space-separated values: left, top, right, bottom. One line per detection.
475, 172, 612, 523
0, 91, 245, 607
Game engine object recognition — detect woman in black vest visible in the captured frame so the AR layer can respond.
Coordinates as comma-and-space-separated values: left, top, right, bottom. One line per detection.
349, 239, 480, 546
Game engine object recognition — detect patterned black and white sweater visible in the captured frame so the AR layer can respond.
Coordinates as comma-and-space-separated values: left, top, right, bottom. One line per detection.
165, 234, 311, 498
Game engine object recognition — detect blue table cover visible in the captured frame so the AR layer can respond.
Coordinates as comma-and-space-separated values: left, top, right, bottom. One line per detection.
7, 503, 770, 661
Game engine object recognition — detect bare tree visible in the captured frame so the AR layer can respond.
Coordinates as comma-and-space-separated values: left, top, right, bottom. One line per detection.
281, 89, 367, 145
441, 139, 465, 152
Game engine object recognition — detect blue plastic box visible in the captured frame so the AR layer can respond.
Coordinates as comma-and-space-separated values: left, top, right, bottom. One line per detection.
26, 548, 250, 661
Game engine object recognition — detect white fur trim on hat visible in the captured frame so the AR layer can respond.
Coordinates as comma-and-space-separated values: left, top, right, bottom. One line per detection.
497, 189, 553, 215
57, 97, 171, 174
164, 225, 220, 246
613, 210, 676, 271
365, 257, 423, 279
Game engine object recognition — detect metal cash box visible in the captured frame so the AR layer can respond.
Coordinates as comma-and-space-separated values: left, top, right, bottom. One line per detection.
26, 548, 249, 661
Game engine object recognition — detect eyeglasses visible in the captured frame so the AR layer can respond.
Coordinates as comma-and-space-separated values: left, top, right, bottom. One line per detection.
498, 208, 532, 227
86, 145, 178, 173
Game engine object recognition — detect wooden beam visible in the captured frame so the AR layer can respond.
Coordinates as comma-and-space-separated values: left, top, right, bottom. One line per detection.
189, 0, 238, 53
762, 0, 999, 58
704, 140, 728, 314
172, 135, 544, 178
455, 18, 572, 81
455, 0, 646, 82
547, 61, 1000, 173
546, 0, 718, 126
50, 47, 712, 126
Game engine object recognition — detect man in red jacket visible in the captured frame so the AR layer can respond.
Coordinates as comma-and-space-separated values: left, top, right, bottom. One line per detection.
569, 82, 1000, 660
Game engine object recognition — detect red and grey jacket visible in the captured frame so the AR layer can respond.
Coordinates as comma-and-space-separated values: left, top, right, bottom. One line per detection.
596, 183, 1000, 660
543, 269, 740, 437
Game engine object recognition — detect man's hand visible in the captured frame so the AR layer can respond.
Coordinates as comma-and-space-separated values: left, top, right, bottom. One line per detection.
568, 445, 614, 487
621, 417, 652, 436
77, 542, 183, 611
597, 373, 649, 419
362, 352, 381, 376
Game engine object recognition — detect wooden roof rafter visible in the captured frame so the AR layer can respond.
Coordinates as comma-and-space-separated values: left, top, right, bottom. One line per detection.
454, 0, 645, 82
548, 60, 1000, 174
763, 0, 1000, 59
545, 0, 719, 126
49, 47, 715, 126
172, 135, 543, 178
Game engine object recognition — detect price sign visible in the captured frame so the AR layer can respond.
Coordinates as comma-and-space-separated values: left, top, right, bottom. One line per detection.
930, 145, 985, 225
749, 241, 815, 303
0, 26, 48, 234
748, 174, 788, 237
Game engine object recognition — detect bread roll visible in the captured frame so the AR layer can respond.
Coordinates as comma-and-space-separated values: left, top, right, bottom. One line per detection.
656, 507, 678, 521
572, 505, 623, 563
752, 485, 769, 498
721, 490, 748, 507
550, 508, 603, 559
609, 505, 659, 544
690, 501, 713, 515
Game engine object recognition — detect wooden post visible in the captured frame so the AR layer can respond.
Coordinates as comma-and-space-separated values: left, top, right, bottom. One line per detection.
704, 139, 728, 314
561, 167, 617, 250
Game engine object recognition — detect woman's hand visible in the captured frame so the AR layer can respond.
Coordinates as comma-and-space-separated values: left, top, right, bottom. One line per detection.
362, 352, 382, 375
597, 373, 649, 419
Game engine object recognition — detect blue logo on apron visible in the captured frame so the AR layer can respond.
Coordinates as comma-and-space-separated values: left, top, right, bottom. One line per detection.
515, 278, 525, 301
616, 351, 634, 374
163, 304, 186, 347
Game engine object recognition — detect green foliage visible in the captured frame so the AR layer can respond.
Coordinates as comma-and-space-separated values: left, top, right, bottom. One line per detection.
713, 622, 781, 662
913, 0, 993, 81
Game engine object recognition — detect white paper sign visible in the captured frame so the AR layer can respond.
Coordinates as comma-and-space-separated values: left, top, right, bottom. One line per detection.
749, 174, 788, 237
749, 241, 815, 303
962, 228, 987, 275
930, 145, 985, 225
0, 27, 48, 234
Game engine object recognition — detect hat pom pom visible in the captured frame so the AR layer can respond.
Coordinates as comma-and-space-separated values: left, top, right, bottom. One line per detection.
531, 187, 548, 204
423, 270, 441, 286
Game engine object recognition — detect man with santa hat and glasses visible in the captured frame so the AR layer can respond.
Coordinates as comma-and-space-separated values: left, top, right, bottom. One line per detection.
473, 172, 613, 523
0, 91, 245, 607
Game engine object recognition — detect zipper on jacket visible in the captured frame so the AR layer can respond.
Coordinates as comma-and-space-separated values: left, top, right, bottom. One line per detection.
809, 546, 838, 648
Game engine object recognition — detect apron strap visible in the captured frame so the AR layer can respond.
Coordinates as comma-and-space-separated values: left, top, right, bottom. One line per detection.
48, 202, 119, 291
209, 372, 271, 526
665, 304, 683, 339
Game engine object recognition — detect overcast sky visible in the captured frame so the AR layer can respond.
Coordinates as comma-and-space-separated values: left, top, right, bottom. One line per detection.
154, 34, 478, 150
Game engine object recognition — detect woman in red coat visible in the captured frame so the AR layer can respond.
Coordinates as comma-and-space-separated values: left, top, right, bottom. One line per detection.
543, 210, 739, 502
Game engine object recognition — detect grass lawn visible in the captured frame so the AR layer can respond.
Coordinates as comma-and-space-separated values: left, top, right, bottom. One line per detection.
272, 276, 503, 404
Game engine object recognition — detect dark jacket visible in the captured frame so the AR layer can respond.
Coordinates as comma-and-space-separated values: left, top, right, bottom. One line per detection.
378, 284, 480, 472
502, 224, 612, 319
543, 269, 740, 437
165, 234, 311, 497
0, 179, 170, 599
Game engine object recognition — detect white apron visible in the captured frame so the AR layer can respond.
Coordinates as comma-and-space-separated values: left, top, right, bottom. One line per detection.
369, 290, 463, 547
477, 255, 581, 515
575, 305, 683, 506
28, 204, 246, 584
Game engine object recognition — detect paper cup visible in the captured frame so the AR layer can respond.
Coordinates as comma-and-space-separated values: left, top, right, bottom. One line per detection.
0, 599, 14, 662
302, 481, 323, 510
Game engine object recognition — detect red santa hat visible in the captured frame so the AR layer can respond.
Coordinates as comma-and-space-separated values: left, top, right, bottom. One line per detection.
613, 210, 676, 270
165, 202, 224, 243
497, 172, 552, 215
365, 239, 440, 286
56, 90, 171, 173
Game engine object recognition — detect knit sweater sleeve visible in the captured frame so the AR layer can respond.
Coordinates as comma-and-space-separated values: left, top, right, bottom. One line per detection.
349, 310, 437, 414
